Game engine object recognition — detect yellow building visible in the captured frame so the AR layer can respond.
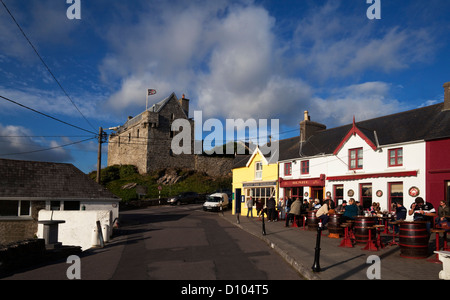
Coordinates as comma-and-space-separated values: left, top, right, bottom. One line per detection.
232, 147, 279, 216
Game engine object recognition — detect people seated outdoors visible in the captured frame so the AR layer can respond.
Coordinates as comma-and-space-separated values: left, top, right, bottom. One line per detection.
408, 197, 436, 233
336, 200, 347, 213
313, 199, 322, 210
369, 202, 382, 217
392, 201, 407, 233
341, 198, 358, 222
316, 199, 335, 227
436, 200, 450, 228
285, 198, 301, 227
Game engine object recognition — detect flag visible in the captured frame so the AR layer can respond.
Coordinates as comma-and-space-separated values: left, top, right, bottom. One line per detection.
148, 89, 156, 96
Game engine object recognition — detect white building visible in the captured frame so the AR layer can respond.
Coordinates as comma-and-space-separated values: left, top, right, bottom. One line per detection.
278, 101, 449, 216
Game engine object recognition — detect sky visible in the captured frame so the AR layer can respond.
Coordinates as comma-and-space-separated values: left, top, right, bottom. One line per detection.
0, 0, 449, 174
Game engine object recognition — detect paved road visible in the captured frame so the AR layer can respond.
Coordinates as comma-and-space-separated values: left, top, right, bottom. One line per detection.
2, 204, 302, 280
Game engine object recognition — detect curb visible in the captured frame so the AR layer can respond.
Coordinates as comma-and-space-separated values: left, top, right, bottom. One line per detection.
220, 214, 321, 280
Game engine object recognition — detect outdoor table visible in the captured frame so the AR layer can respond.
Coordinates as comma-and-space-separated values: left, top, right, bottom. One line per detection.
374, 225, 386, 249
388, 221, 401, 246
339, 223, 353, 248
301, 214, 308, 231
362, 226, 379, 251
381, 216, 394, 234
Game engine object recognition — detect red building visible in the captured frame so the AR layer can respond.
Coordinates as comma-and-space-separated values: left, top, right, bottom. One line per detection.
425, 82, 450, 208
426, 138, 450, 208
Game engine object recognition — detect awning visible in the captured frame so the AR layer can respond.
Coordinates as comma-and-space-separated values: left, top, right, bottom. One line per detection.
279, 175, 325, 188
327, 170, 418, 181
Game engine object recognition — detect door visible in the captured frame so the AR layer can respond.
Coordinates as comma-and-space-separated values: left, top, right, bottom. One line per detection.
235, 188, 242, 214
446, 181, 450, 204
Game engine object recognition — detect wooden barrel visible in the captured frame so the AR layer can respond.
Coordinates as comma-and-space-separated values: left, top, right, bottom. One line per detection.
328, 213, 343, 236
399, 221, 430, 259
354, 216, 377, 244
307, 211, 319, 231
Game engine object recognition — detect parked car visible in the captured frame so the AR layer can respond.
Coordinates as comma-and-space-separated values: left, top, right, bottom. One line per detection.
167, 192, 200, 205
203, 193, 229, 211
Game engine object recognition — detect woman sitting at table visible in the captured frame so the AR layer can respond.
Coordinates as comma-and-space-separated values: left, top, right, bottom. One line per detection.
341, 198, 358, 222
316, 199, 331, 226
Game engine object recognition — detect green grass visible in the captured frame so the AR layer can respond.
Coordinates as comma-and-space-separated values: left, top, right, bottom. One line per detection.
89, 165, 231, 202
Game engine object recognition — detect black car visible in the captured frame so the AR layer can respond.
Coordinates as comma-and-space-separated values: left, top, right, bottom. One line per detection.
167, 192, 200, 205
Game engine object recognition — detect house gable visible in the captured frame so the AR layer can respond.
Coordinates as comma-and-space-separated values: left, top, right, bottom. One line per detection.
333, 117, 378, 155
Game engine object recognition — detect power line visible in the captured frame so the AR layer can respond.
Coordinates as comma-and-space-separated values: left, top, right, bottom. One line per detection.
0, 137, 96, 157
0, 0, 97, 132
0, 94, 97, 135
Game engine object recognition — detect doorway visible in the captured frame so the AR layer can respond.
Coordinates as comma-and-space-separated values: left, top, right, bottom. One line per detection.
235, 188, 241, 214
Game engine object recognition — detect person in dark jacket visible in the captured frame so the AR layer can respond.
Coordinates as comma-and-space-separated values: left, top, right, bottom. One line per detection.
267, 197, 276, 222
341, 198, 358, 222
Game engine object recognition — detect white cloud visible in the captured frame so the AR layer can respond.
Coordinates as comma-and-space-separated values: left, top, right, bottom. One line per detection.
311, 82, 402, 126
0, 123, 73, 162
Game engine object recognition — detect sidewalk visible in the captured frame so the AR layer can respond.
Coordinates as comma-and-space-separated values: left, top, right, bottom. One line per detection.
220, 211, 444, 280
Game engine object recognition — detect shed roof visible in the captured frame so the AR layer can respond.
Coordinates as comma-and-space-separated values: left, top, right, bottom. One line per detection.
0, 159, 119, 200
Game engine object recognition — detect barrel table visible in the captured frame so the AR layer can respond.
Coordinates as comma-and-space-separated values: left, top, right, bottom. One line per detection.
307, 211, 319, 231
399, 221, 430, 259
354, 216, 377, 244
328, 213, 343, 238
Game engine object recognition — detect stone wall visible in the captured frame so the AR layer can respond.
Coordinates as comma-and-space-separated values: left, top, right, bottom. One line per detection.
194, 155, 234, 177
0, 201, 44, 245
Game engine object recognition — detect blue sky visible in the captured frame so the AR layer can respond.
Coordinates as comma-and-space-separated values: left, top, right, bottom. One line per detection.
0, 0, 449, 174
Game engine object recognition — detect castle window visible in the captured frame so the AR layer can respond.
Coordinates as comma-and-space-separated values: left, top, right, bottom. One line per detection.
137, 129, 140, 139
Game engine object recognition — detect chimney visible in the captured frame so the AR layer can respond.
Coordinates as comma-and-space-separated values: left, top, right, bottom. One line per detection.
300, 111, 326, 142
179, 94, 189, 117
443, 82, 450, 111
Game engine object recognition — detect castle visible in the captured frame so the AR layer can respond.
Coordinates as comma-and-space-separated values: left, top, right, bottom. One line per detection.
107, 93, 234, 177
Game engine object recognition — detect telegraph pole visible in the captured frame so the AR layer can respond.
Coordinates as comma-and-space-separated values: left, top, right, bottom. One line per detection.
97, 127, 104, 184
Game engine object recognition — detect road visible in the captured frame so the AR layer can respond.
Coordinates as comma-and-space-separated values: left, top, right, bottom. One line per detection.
2, 204, 303, 280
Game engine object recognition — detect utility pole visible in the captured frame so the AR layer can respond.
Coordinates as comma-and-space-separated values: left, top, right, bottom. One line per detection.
97, 127, 105, 184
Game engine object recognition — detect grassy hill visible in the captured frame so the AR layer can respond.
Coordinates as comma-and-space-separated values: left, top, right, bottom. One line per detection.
89, 165, 232, 202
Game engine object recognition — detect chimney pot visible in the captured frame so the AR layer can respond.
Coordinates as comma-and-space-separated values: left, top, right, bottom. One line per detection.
443, 82, 450, 111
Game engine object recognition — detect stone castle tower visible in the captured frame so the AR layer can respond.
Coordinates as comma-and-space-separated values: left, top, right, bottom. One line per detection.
107, 92, 235, 177
107, 93, 195, 174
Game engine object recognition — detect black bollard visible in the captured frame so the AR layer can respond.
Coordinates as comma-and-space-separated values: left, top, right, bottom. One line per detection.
312, 221, 322, 272
262, 210, 266, 236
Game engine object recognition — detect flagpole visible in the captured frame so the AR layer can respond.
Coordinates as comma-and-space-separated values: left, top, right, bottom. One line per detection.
146, 89, 148, 111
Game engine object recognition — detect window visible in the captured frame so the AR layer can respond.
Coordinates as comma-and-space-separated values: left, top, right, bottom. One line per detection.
389, 182, 403, 208
284, 163, 292, 176
246, 187, 275, 204
334, 185, 344, 205
349, 148, 363, 170
255, 161, 263, 179
64, 201, 80, 211
0, 200, 31, 217
388, 148, 403, 167
301, 160, 309, 174
360, 183, 372, 209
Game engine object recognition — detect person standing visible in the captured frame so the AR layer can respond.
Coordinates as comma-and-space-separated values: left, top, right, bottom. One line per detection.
267, 197, 276, 222
285, 198, 301, 227
246, 197, 254, 218
437, 200, 450, 227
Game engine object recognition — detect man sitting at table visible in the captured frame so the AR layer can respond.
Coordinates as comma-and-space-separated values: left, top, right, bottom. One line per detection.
408, 197, 436, 233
